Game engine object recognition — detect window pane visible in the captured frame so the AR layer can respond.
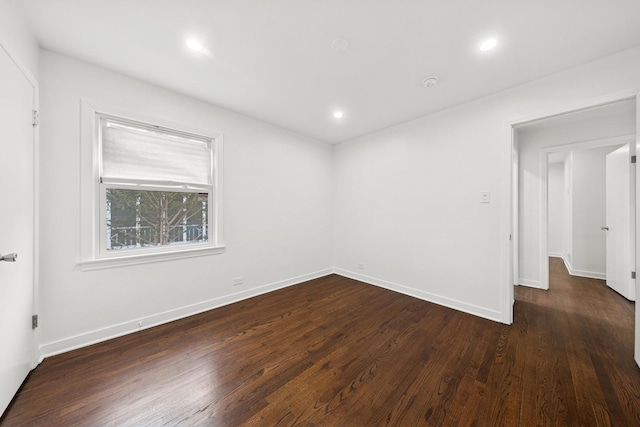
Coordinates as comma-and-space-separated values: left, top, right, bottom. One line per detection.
106, 189, 209, 251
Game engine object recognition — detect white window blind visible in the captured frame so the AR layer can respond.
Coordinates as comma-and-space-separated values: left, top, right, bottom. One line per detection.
100, 117, 212, 187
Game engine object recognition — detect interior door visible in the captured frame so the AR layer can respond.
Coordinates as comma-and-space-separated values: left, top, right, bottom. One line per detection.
605, 144, 635, 301
0, 44, 36, 416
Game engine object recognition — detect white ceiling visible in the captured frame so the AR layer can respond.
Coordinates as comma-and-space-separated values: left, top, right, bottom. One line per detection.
16, 0, 640, 143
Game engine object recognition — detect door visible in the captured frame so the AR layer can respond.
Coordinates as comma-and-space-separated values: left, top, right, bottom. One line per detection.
605, 143, 635, 301
0, 44, 36, 416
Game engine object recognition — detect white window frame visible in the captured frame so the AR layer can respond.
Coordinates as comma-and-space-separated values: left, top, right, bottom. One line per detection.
78, 100, 224, 270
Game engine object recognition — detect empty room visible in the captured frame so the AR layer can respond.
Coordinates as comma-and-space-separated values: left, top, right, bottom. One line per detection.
2, 0, 640, 425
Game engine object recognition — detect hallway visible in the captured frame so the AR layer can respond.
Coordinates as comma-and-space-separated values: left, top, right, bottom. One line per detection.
510, 257, 639, 424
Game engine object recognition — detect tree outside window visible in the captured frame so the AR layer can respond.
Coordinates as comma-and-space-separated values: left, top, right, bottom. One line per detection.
106, 189, 208, 250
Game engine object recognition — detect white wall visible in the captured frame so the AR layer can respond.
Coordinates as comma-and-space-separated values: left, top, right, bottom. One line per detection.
548, 162, 565, 257
516, 102, 634, 287
564, 154, 574, 264
38, 51, 334, 356
0, 0, 38, 79
334, 47, 640, 321
546, 146, 620, 278
570, 146, 619, 277
17, 27, 640, 355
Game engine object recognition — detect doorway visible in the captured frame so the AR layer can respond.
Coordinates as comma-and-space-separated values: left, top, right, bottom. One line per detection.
544, 141, 635, 299
505, 93, 640, 365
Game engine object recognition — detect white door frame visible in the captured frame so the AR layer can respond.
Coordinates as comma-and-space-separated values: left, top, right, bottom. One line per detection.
538, 135, 635, 289
635, 93, 640, 366
502, 89, 639, 325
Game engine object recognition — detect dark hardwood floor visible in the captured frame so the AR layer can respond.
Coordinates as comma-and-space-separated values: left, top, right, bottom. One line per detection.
2, 258, 639, 426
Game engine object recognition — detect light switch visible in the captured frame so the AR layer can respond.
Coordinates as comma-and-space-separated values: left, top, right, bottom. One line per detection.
480, 192, 490, 203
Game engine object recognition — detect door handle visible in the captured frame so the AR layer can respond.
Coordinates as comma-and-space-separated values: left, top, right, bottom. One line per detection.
0, 253, 18, 262
601, 226, 609, 231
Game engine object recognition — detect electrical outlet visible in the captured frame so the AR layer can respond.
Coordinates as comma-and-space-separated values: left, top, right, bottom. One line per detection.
357, 262, 365, 269
233, 277, 244, 286
480, 192, 490, 203
138, 320, 143, 328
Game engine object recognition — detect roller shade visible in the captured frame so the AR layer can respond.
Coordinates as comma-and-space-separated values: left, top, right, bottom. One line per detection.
101, 117, 212, 186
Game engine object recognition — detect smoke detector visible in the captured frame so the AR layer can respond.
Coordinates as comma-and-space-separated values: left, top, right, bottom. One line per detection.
331, 38, 350, 52
422, 76, 439, 87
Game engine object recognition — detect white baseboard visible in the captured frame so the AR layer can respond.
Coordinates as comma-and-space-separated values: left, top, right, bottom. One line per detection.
518, 278, 545, 289
333, 268, 501, 323
567, 267, 606, 280
570, 270, 606, 280
548, 252, 563, 258
562, 257, 605, 280
38, 268, 334, 359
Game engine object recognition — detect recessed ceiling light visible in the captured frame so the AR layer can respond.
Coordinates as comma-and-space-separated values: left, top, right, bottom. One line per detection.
186, 39, 203, 51
480, 38, 498, 51
333, 111, 344, 119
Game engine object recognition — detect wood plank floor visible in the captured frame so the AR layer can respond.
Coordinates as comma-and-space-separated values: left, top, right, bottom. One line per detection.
2, 257, 639, 426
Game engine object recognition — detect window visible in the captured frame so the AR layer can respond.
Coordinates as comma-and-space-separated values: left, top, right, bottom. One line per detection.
105, 189, 209, 250
80, 101, 223, 269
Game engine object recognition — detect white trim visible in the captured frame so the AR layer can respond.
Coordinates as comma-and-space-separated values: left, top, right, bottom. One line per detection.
80, 99, 224, 267
32, 80, 40, 371
540, 134, 635, 290
214, 134, 224, 247
334, 268, 502, 323
76, 245, 226, 271
511, 89, 639, 128
568, 270, 607, 280
562, 254, 607, 280
504, 89, 640, 328
518, 278, 545, 289
542, 134, 635, 153
540, 151, 550, 290
634, 92, 640, 367
563, 257, 606, 280
500, 122, 515, 324
548, 252, 564, 258
562, 256, 573, 275
39, 268, 334, 359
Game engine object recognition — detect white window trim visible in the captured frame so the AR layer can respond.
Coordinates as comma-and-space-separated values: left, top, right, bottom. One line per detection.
78, 99, 224, 271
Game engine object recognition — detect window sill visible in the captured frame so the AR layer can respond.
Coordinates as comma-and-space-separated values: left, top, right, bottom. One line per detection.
76, 245, 226, 271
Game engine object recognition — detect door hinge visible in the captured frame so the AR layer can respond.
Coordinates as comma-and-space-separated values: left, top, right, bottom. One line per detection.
632, 155, 637, 164
632, 271, 636, 279
32, 110, 39, 127
32, 314, 38, 329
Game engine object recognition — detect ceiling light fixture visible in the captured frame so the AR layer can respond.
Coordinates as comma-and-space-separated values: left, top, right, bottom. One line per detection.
186, 39, 203, 52
479, 38, 498, 51
333, 111, 344, 119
